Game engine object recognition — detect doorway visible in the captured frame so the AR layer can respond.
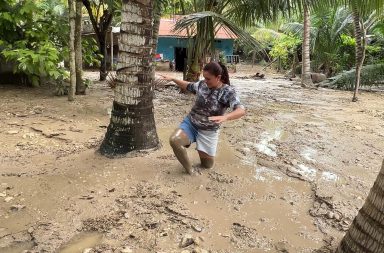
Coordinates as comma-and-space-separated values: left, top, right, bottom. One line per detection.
174, 47, 187, 72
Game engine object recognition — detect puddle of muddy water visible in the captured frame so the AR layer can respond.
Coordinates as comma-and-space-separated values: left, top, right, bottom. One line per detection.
59, 232, 102, 253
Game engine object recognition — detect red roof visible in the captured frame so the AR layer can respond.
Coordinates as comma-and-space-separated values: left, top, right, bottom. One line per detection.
159, 18, 236, 39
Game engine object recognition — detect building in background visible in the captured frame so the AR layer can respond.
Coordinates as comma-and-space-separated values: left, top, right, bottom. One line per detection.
82, 18, 238, 72
157, 19, 236, 71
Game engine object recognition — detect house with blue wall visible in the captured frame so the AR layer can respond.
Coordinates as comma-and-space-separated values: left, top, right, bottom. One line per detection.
157, 19, 236, 71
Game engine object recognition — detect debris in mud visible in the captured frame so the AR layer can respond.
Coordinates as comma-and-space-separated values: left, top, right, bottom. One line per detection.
234, 72, 266, 80
82, 214, 122, 232
4, 196, 14, 202
192, 224, 203, 232
79, 195, 95, 200
275, 241, 290, 252
254, 129, 284, 157
180, 234, 194, 248
120, 246, 133, 253
0, 231, 32, 249
7, 130, 19, 134
10, 204, 26, 211
285, 164, 316, 181
208, 171, 235, 184
192, 248, 209, 253
309, 200, 352, 231
231, 223, 273, 250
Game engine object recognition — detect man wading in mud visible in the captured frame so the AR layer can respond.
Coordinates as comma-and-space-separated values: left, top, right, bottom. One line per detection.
160, 62, 246, 175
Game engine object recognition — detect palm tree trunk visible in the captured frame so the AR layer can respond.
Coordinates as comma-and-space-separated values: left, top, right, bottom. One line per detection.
151, 2, 161, 81
68, 0, 76, 101
301, 2, 313, 87
352, 4, 365, 102
336, 159, 384, 252
100, 0, 159, 156
75, 0, 85, 95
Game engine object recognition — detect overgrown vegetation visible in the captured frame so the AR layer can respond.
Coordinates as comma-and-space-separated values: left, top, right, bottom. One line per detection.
321, 64, 384, 90
0, 0, 69, 86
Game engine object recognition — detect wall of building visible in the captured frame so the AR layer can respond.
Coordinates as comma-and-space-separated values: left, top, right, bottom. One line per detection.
157, 37, 234, 61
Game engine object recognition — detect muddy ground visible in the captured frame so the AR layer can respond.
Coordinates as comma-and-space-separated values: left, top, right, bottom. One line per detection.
1, 65, 384, 253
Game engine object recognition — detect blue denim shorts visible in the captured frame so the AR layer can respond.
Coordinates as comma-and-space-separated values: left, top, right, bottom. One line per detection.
179, 116, 219, 156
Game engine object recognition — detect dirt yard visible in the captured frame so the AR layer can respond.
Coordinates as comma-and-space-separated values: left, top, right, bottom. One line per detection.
1, 65, 384, 253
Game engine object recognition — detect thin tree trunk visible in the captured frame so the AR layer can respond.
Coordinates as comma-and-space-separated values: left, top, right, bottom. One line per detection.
352, 5, 365, 102
100, 0, 159, 155
336, 159, 384, 252
68, 0, 76, 101
301, 2, 313, 87
99, 35, 108, 81
82, 0, 113, 81
180, 0, 196, 81
252, 51, 255, 68
75, 0, 85, 95
291, 48, 299, 78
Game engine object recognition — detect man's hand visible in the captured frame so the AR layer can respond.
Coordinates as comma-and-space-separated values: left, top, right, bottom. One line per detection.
208, 115, 228, 124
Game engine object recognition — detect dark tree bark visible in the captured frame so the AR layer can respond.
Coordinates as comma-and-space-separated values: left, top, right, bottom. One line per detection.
100, 0, 159, 156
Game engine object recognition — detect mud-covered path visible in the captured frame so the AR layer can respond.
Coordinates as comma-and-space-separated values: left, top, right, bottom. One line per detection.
1, 71, 384, 253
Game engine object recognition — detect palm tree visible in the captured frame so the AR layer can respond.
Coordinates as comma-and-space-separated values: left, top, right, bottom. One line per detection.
336, 159, 384, 252
99, 0, 159, 155
68, 0, 76, 101
345, 0, 383, 101
351, 2, 364, 101
301, 1, 313, 87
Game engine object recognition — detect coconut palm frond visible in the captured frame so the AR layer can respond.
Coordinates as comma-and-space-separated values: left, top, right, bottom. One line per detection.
349, 0, 384, 16
173, 11, 264, 52
252, 28, 283, 44
280, 22, 318, 50
225, 0, 293, 27
279, 22, 304, 36
364, 11, 379, 31
332, 7, 353, 36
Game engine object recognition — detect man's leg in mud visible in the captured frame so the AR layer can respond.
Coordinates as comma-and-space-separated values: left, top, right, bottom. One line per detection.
198, 151, 215, 169
169, 129, 194, 175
